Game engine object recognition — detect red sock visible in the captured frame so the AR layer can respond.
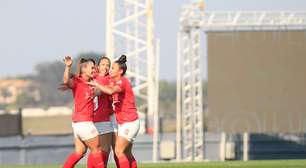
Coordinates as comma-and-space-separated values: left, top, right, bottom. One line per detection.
101, 151, 109, 166
87, 152, 94, 168
62, 152, 83, 168
114, 154, 120, 168
88, 151, 109, 168
129, 155, 137, 168
118, 155, 130, 168
91, 151, 105, 168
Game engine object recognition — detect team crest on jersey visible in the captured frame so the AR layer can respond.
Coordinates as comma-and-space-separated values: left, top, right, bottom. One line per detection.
91, 129, 97, 134
124, 129, 129, 135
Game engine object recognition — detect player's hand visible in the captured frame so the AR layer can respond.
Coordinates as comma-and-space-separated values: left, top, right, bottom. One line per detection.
86, 81, 99, 87
63, 56, 73, 67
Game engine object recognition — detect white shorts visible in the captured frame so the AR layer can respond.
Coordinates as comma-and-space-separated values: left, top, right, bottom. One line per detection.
95, 121, 114, 135
118, 119, 140, 142
72, 122, 98, 141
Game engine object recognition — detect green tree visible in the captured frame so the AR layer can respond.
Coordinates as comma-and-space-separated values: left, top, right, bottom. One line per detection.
158, 80, 177, 119
33, 52, 105, 108
15, 92, 35, 107
0, 88, 12, 101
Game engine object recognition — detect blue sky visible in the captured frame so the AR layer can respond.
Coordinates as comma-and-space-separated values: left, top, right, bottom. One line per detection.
1, 0, 306, 80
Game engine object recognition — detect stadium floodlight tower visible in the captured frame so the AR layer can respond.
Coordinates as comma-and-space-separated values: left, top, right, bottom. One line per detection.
177, 0, 306, 162
106, 0, 160, 161
176, 0, 205, 161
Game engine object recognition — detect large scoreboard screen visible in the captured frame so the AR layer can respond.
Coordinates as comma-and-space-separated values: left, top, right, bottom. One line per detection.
207, 31, 306, 133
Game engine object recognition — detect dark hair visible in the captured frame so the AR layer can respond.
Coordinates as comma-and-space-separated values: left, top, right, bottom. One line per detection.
98, 56, 111, 67
80, 58, 87, 64
79, 58, 95, 74
86, 58, 96, 65
115, 55, 127, 76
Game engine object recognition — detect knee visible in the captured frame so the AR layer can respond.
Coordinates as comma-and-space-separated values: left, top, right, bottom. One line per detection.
90, 147, 101, 153
75, 148, 87, 156
88, 143, 101, 152
88, 145, 100, 153
115, 148, 124, 158
74, 152, 86, 157
101, 145, 111, 153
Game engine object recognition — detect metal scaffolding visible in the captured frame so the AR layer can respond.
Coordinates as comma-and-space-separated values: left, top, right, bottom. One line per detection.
177, 1, 204, 161
201, 11, 306, 31
176, 1, 306, 162
106, 0, 159, 161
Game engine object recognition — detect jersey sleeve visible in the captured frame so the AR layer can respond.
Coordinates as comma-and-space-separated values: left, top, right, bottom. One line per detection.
70, 76, 79, 89
116, 78, 125, 91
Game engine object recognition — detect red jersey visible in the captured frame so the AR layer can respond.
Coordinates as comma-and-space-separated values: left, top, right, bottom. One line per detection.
93, 75, 114, 122
114, 77, 138, 124
71, 76, 95, 122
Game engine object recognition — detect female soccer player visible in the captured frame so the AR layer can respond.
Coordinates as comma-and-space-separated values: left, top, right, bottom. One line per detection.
59, 57, 118, 168
87, 55, 140, 168
88, 56, 119, 168
62, 56, 105, 168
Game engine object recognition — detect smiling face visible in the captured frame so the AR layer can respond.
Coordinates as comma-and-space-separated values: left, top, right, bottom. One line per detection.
110, 62, 123, 78
98, 58, 111, 76
81, 61, 95, 79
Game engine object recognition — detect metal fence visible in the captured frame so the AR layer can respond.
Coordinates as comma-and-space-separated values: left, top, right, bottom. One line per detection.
0, 133, 305, 165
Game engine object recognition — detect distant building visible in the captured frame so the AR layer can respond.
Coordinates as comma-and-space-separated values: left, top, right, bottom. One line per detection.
21, 106, 72, 117
0, 79, 40, 104
21, 106, 73, 135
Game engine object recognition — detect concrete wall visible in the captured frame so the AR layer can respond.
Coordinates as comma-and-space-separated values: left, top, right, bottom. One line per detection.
0, 133, 305, 165
0, 134, 154, 165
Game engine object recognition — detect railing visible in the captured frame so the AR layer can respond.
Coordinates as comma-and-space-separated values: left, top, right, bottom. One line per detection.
201, 11, 306, 31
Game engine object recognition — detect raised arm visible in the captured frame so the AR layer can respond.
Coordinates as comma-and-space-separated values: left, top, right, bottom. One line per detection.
63, 56, 74, 88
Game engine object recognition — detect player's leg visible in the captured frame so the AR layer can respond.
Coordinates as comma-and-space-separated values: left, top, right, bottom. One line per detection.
115, 136, 131, 168
125, 143, 137, 168
112, 132, 120, 168
115, 119, 140, 168
62, 136, 87, 168
110, 114, 120, 168
100, 133, 113, 166
95, 121, 114, 167
87, 132, 112, 168
75, 121, 105, 168
123, 120, 140, 168
85, 136, 105, 168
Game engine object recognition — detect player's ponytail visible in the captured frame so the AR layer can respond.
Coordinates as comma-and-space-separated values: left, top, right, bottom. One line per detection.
115, 55, 127, 76
117, 55, 127, 64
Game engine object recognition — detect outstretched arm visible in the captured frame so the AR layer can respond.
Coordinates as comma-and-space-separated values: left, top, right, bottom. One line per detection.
86, 81, 122, 95
63, 56, 74, 88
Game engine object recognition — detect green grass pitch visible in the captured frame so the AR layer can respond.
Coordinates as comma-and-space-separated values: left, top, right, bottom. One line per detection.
0, 160, 306, 168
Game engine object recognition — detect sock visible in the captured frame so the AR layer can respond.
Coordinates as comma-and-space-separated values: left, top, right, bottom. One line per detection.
102, 151, 109, 167
118, 155, 130, 168
62, 152, 83, 168
91, 151, 105, 168
129, 155, 137, 168
87, 152, 94, 168
114, 153, 120, 168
